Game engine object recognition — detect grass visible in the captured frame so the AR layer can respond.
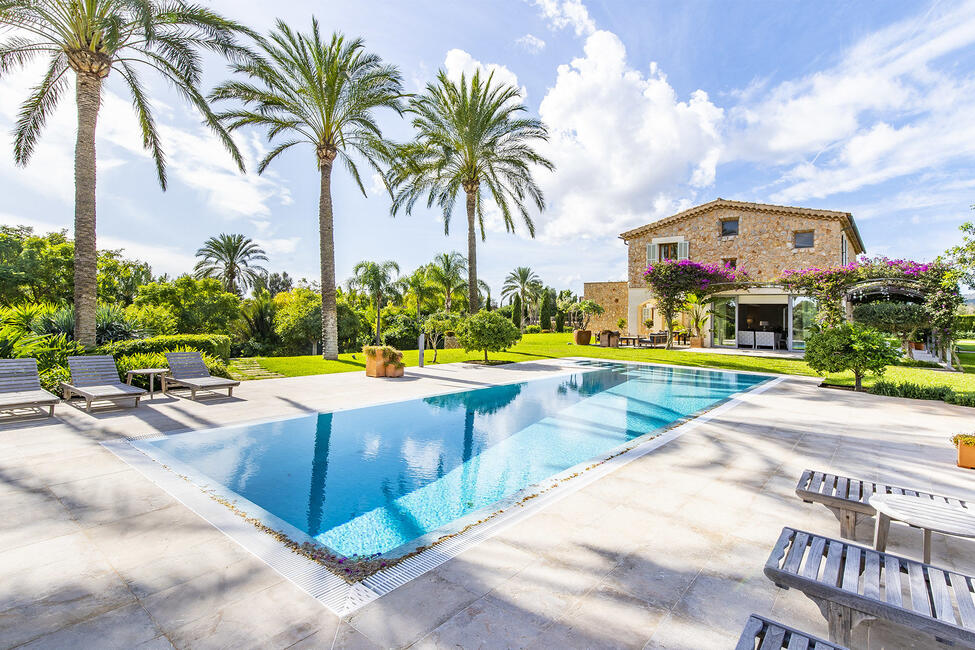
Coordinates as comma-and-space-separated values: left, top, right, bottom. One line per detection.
957, 339, 975, 374
250, 332, 975, 398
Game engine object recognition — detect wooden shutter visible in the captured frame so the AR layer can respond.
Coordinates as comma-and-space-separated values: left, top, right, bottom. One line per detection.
678, 240, 690, 260
647, 243, 659, 265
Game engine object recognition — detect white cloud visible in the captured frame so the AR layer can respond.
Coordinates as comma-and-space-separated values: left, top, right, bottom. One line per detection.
533, 0, 596, 37
443, 49, 526, 99
535, 30, 723, 241
516, 34, 546, 54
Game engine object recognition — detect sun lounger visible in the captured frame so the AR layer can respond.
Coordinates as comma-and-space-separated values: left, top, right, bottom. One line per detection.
62, 355, 146, 411
163, 351, 239, 400
0, 358, 59, 416
736, 613, 847, 650
795, 469, 970, 538
765, 526, 975, 647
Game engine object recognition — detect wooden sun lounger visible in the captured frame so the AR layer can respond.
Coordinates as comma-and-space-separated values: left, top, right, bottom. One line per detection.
62, 355, 146, 411
163, 352, 239, 400
736, 613, 847, 650
764, 527, 975, 647
795, 469, 970, 539
0, 358, 59, 416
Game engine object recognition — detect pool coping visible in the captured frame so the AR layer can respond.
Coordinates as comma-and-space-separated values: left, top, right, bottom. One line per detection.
102, 359, 786, 616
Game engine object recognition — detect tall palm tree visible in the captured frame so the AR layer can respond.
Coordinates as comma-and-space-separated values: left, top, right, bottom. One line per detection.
350, 260, 400, 345
388, 70, 553, 313
0, 0, 252, 346
501, 266, 541, 331
211, 20, 404, 359
426, 252, 467, 312
396, 268, 436, 320
194, 233, 267, 295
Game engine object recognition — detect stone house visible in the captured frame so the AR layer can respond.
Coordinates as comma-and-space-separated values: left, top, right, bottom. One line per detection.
582, 199, 866, 350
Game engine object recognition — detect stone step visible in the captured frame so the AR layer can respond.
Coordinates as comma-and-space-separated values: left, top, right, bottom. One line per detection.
229, 358, 284, 381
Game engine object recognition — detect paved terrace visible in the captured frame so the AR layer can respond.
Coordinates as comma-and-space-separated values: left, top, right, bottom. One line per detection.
1, 358, 973, 649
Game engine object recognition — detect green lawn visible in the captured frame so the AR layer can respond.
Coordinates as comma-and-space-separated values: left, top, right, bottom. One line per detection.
958, 339, 975, 374
249, 332, 975, 398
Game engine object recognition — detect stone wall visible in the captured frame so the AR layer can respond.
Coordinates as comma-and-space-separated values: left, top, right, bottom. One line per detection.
582, 281, 628, 332
626, 206, 853, 288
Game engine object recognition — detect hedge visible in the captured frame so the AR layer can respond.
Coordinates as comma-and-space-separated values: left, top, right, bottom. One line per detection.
956, 314, 975, 332
871, 379, 975, 407
98, 334, 231, 360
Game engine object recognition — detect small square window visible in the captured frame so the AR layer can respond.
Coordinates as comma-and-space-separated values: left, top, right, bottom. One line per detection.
722, 258, 737, 269
720, 219, 739, 237
794, 231, 814, 248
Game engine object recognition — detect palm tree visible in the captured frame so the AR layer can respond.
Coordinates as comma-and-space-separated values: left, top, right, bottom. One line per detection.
0, 1, 252, 346
426, 252, 467, 312
350, 260, 400, 345
501, 266, 541, 331
211, 20, 404, 359
396, 268, 436, 320
478, 279, 492, 311
389, 70, 553, 313
194, 233, 267, 295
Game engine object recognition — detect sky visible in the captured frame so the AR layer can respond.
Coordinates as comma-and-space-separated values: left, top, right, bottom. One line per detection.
1, 0, 974, 296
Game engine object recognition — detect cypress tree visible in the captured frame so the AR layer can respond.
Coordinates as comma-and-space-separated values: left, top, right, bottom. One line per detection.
539, 288, 555, 330
511, 293, 522, 329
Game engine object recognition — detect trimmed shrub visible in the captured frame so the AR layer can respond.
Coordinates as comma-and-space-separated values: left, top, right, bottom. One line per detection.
805, 323, 900, 391
871, 379, 975, 407
99, 334, 232, 361
524, 325, 541, 334
114, 350, 230, 389
956, 314, 975, 332
457, 310, 522, 362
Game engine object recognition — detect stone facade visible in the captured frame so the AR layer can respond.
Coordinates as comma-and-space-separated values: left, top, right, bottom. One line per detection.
582, 281, 627, 332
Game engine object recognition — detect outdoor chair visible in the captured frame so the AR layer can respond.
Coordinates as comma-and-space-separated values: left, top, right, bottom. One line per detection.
62, 355, 146, 411
735, 613, 847, 649
737, 330, 755, 348
765, 526, 975, 647
795, 469, 970, 539
163, 351, 239, 400
755, 331, 775, 349
0, 358, 59, 417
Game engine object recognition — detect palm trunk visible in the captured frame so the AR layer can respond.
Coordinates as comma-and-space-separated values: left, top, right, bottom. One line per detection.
375, 300, 381, 345
73, 73, 101, 347
466, 189, 479, 313
319, 160, 338, 359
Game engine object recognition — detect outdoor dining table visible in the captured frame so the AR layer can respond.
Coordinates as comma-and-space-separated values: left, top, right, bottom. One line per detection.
619, 335, 640, 347
869, 493, 975, 563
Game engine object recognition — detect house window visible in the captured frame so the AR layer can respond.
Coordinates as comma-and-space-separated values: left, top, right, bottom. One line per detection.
720, 219, 739, 237
722, 258, 737, 269
647, 239, 689, 263
659, 242, 679, 260
794, 230, 814, 249
841, 236, 848, 265
642, 304, 655, 328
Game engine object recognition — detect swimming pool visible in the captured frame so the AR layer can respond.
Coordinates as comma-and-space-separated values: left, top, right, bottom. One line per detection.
136, 362, 768, 558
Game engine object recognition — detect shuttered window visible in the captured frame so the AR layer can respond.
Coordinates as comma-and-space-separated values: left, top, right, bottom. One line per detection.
647, 240, 689, 263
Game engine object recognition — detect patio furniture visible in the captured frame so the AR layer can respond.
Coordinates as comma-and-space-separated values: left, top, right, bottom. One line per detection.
62, 355, 146, 411
125, 367, 169, 399
737, 330, 755, 348
598, 330, 620, 347
795, 469, 970, 539
736, 613, 847, 650
619, 335, 640, 347
870, 493, 975, 564
0, 358, 59, 417
755, 331, 776, 349
765, 526, 975, 647
163, 351, 239, 400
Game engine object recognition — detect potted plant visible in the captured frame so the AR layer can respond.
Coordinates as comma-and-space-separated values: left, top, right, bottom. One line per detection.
362, 345, 405, 378
951, 434, 975, 469
617, 318, 627, 332
685, 294, 710, 348
572, 300, 603, 345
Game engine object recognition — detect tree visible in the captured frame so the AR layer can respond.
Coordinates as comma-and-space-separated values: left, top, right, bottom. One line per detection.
539, 287, 556, 330
389, 70, 554, 313
212, 20, 404, 359
478, 279, 493, 311
683, 293, 711, 338
0, 226, 73, 304
853, 301, 928, 359
396, 268, 436, 320
1, 1, 252, 346
134, 277, 240, 334
422, 311, 460, 363
511, 293, 522, 330
501, 266, 541, 332
947, 219, 975, 289
426, 252, 467, 312
456, 310, 522, 362
804, 322, 900, 391
194, 233, 267, 295
273, 287, 321, 354
238, 289, 278, 354
97, 250, 152, 305
573, 299, 604, 331
350, 260, 400, 345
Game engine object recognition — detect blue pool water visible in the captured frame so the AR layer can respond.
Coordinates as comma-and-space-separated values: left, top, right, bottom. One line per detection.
142, 362, 767, 557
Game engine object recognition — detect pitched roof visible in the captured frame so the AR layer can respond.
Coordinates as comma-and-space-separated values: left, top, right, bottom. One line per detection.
618, 199, 866, 254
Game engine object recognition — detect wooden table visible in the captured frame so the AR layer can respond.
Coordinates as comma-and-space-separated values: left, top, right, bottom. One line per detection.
619, 335, 640, 347
125, 368, 169, 399
869, 493, 975, 563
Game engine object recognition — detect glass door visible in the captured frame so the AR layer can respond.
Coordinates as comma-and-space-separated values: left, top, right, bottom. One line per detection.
791, 296, 817, 350
710, 297, 737, 347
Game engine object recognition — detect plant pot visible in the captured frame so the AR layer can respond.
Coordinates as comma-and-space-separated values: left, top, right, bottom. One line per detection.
573, 329, 592, 345
911, 341, 925, 351
365, 354, 386, 377
958, 443, 975, 469
689, 336, 704, 348
385, 364, 405, 378
444, 335, 460, 349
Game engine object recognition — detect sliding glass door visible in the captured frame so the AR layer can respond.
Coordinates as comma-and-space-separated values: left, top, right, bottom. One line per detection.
710, 297, 737, 347
791, 296, 817, 350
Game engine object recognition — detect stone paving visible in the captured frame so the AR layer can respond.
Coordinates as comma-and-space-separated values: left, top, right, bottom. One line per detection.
0, 358, 973, 649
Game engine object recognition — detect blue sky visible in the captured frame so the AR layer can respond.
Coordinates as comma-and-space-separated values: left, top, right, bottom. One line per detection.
1, 0, 973, 295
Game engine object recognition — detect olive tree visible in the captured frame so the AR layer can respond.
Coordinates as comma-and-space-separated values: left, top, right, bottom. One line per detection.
456, 310, 521, 363
804, 322, 901, 391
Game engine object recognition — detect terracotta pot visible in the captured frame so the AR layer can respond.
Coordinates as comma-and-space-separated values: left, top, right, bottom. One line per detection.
689, 336, 704, 348
385, 364, 405, 378
911, 341, 925, 351
444, 335, 460, 349
573, 329, 592, 345
365, 353, 386, 377
958, 443, 975, 469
